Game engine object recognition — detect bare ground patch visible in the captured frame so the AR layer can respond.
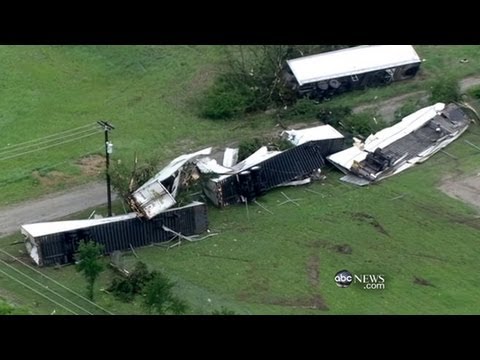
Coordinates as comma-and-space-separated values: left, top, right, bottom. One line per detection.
76, 155, 105, 177
32, 170, 72, 187
350, 212, 390, 237
307, 255, 319, 287
439, 173, 480, 212
460, 75, 480, 93
353, 91, 429, 123
265, 294, 329, 311
413, 276, 434, 287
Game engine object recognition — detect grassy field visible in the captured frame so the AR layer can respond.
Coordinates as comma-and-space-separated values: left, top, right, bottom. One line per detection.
1, 45, 480, 315
1, 45, 480, 206
1, 126, 480, 315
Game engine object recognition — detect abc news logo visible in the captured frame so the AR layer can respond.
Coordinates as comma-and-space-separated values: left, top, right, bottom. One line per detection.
335, 270, 385, 290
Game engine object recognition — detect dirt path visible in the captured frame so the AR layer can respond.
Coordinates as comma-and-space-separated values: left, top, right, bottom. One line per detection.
1, 75, 479, 239
0, 182, 117, 238
460, 75, 480, 92
353, 91, 429, 122
439, 174, 480, 212
352, 75, 480, 122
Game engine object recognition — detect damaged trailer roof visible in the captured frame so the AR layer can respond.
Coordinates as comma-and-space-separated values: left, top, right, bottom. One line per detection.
21, 213, 138, 238
327, 103, 472, 185
200, 127, 345, 207
287, 45, 421, 86
131, 147, 212, 218
22, 202, 208, 267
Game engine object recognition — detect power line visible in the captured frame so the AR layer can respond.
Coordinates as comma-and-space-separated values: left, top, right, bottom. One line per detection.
0, 126, 99, 157
0, 145, 105, 188
0, 248, 114, 315
0, 266, 78, 315
0, 130, 102, 162
0, 123, 96, 152
0, 257, 92, 315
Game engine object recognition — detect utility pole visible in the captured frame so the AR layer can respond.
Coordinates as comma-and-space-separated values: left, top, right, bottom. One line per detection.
97, 121, 115, 217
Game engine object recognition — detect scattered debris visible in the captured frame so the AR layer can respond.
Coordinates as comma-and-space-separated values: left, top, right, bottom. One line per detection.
129, 244, 139, 258
464, 140, 480, 152
129, 147, 212, 218
390, 194, 407, 201
440, 149, 458, 160
200, 125, 344, 207
254, 200, 274, 215
278, 191, 302, 207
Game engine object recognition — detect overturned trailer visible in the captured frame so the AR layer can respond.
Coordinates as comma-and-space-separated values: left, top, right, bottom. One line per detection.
327, 103, 473, 185
285, 45, 421, 100
21, 202, 208, 267
200, 125, 345, 207
129, 147, 212, 219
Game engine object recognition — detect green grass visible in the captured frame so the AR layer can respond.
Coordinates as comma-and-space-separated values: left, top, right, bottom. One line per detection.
0, 45, 274, 206
1, 45, 480, 206
1, 127, 480, 315
1, 45, 480, 315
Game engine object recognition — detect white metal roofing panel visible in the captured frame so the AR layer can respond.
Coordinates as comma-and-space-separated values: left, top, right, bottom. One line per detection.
21, 201, 206, 239
139, 147, 212, 189
283, 124, 344, 146
287, 45, 421, 86
196, 157, 235, 175
223, 147, 239, 168
21, 213, 138, 238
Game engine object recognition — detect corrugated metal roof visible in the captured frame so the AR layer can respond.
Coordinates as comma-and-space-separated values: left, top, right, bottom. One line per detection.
327, 103, 445, 171
205, 138, 345, 207
24, 202, 208, 266
287, 45, 421, 86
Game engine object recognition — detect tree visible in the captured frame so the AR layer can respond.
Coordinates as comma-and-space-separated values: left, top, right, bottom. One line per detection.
75, 240, 105, 301
142, 271, 188, 315
211, 306, 236, 315
107, 261, 154, 302
200, 45, 354, 119
0, 300, 14, 315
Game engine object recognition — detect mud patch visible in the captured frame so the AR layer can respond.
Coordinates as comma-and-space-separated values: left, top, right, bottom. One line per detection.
32, 170, 72, 187
439, 173, 480, 212
76, 155, 105, 177
351, 212, 390, 237
266, 294, 329, 311
307, 255, 319, 287
413, 276, 434, 287
333, 244, 353, 254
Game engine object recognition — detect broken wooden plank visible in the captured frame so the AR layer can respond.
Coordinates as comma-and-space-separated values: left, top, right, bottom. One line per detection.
162, 225, 218, 243
129, 244, 139, 258
304, 188, 324, 196
254, 200, 274, 215
279, 191, 302, 207
390, 194, 407, 201
440, 150, 458, 160
464, 140, 480, 152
